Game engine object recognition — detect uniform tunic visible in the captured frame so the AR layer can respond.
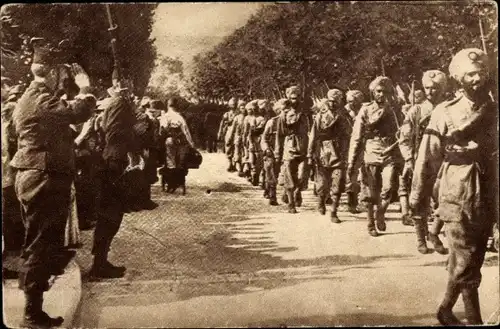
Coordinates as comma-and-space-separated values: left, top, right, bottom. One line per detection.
410, 93, 498, 288
229, 113, 246, 164
275, 108, 311, 191
219, 110, 237, 158
261, 116, 280, 190
247, 114, 266, 174
308, 108, 351, 197
11, 80, 94, 293
160, 110, 194, 170
348, 101, 403, 204
398, 99, 434, 197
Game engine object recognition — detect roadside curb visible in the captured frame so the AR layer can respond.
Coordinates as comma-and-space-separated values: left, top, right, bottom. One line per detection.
2, 259, 82, 328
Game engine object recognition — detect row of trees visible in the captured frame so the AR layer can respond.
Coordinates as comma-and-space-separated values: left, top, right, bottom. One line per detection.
1, 4, 157, 97
190, 1, 497, 102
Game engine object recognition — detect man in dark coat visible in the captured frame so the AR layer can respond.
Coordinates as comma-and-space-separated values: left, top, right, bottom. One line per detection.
91, 80, 140, 279
10, 40, 96, 328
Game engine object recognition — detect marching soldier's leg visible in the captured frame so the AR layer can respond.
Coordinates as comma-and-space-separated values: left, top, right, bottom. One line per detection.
376, 162, 396, 232
295, 159, 309, 207
429, 215, 448, 254
315, 166, 328, 215
345, 175, 360, 214
412, 215, 430, 254
330, 168, 344, 224
266, 156, 278, 206
361, 165, 378, 237
283, 160, 299, 213
398, 174, 413, 226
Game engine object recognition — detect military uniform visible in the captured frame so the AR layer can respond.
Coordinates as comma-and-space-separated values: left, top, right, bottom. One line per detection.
11, 78, 95, 292
218, 98, 238, 170
410, 48, 497, 325
261, 109, 282, 205
242, 101, 257, 179
275, 91, 311, 213
227, 101, 247, 176
347, 77, 403, 236
308, 99, 351, 222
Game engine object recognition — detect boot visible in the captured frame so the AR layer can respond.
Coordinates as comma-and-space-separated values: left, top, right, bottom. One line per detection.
281, 192, 289, 204
287, 190, 297, 214
22, 292, 64, 329
330, 195, 341, 224
462, 287, 483, 325
437, 281, 463, 326
414, 218, 430, 254
269, 187, 278, 206
263, 189, 270, 199
294, 189, 302, 207
366, 203, 378, 237
347, 192, 360, 214
317, 195, 326, 215
90, 254, 126, 279
429, 219, 448, 254
375, 200, 389, 232
400, 196, 413, 226
325, 194, 333, 205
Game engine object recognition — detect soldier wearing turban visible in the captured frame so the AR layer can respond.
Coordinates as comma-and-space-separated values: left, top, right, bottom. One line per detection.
260, 99, 289, 205
398, 70, 450, 251
347, 76, 404, 237
275, 86, 312, 213
410, 48, 497, 326
307, 93, 352, 223
218, 96, 239, 171
242, 100, 259, 182
227, 99, 248, 176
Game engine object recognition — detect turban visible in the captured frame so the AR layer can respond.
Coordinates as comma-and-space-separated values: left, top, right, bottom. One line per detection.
368, 76, 393, 93
245, 100, 258, 111
421, 70, 447, 89
140, 97, 151, 107
237, 100, 246, 108
327, 89, 343, 102
448, 48, 488, 82
257, 99, 268, 108
285, 86, 300, 98
346, 90, 364, 102
228, 97, 237, 107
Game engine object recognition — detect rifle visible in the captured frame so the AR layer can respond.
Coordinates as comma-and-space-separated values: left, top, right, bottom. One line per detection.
105, 5, 122, 84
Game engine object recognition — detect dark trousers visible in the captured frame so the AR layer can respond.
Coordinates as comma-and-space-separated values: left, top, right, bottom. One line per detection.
75, 174, 102, 226
2, 185, 24, 251
14, 170, 72, 293
92, 160, 127, 258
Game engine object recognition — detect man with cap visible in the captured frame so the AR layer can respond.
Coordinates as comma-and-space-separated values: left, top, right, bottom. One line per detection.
410, 48, 497, 325
347, 76, 404, 237
218, 97, 238, 170
91, 73, 141, 279
227, 100, 247, 177
398, 70, 449, 253
308, 91, 352, 223
261, 99, 289, 205
10, 39, 96, 328
344, 90, 365, 213
242, 100, 258, 181
275, 86, 311, 213
246, 100, 267, 186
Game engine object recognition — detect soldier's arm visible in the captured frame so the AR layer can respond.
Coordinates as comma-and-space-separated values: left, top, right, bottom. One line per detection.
38, 91, 95, 124
105, 97, 140, 154
409, 107, 446, 212
217, 113, 226, 140
339, 117, 352, 162
261, 119, 272, 151
180, 116, 195, 148
398, 107, 416, 162
307, 118, 317, 159
274, 118, 284, 161
347, 107, 366, 167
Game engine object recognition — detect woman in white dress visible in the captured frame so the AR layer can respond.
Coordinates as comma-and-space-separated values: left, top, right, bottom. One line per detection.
159, 97, 195, 193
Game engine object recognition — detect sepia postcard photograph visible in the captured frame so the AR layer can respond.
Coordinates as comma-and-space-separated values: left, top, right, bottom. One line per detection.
1, 1, 499, 328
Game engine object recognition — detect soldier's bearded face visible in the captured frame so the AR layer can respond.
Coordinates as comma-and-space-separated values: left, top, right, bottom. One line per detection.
423, 82, 442, 103
462, 65, 487, 93
373, 86, 388, 103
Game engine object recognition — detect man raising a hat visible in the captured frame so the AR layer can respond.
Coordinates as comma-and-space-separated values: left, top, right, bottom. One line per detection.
10, 39, 96, 328
410, 48, 497, 325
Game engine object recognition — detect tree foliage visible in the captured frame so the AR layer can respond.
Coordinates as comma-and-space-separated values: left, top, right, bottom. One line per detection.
145, 55, 192, 100
191, 1, 497, 101
1, 3, 158, 96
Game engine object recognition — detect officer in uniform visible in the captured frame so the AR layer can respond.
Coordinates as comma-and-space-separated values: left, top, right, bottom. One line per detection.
218, 97, 238, 171
410, 48, 497, 326
275, 86, 311, 213
261, 99, 288, 205
344, 90, 364, 213
398, 70, 449, 253
347, 76, 403, 237
91, 76, 141, 278
227, 100, 247, 177
11, 40, 96, 328
308, 91, 352, 223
